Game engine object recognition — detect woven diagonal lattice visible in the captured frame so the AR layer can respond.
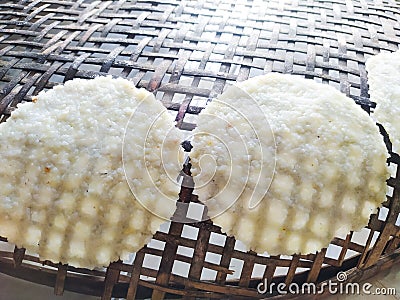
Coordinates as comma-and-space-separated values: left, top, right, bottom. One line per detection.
0, 0, 399, 299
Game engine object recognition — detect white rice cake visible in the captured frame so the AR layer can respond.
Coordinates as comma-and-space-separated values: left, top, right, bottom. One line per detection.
366, 49, 400, 154
0, 76, 183, 268
190, 73, 389, 255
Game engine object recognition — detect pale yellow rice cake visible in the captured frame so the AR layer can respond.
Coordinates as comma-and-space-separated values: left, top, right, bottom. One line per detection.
190, 73, 389, 255
366, 49, 400, 154
0, 76, 183, 268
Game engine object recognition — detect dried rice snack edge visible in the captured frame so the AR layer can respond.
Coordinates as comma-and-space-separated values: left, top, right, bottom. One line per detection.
366, 49, 400, 154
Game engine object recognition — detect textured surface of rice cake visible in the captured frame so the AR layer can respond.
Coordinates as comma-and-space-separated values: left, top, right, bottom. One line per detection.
0, 76, 183, 268
191, 73, 389, 255
366, 49, 400, 154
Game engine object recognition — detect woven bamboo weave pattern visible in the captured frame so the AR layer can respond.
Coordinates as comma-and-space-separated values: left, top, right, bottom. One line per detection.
0, 0, 399, 299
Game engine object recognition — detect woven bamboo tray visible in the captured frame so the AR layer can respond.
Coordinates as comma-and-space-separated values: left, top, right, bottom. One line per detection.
0, 0, 400, 299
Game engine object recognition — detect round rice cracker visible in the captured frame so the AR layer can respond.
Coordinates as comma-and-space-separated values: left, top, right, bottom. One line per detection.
366, 49, 400, 154
0, 76, 183, 269
190, 73, 389, 255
